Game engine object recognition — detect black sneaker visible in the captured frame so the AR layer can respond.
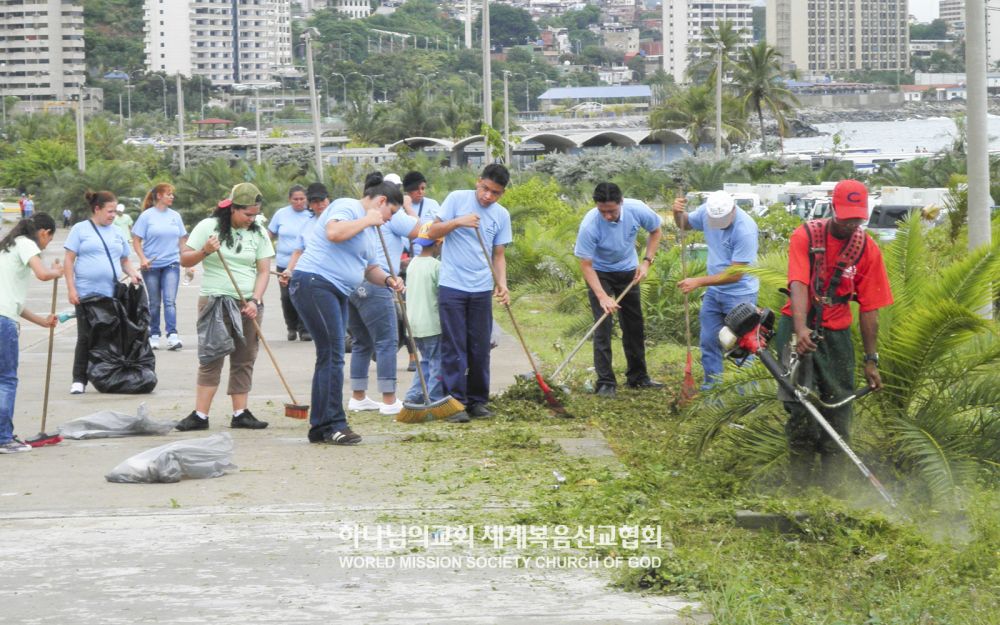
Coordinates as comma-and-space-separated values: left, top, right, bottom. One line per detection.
315, 428, 362, 445
628, 379, 665, 389
595, 385, 616, 398
231, 409, 268, 430
467, 404, 492, 419
299, 331, 312, 342
287, 330, 298, 341
176, 411, 209, 431
447, 411, 471, 423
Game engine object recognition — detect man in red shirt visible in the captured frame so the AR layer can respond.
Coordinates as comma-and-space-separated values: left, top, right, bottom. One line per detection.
774, 179, 893, 486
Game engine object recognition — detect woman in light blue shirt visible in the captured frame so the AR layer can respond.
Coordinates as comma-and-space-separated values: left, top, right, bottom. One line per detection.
133, 183, 188, 351
289, 175, 404, 446
267, 185, 311, 341
64, 190, 142, 394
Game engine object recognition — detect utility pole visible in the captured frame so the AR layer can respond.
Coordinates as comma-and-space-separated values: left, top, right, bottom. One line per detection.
255, 87, 262, 164
465, 0, 472, 48
715, 43, 723, 158
966, 0, 992, 260
303, 28, 324, 183
176, 74, 186, 173
75, 89, 86, 172
503, 71, 510, 166
481, 0, 493, 159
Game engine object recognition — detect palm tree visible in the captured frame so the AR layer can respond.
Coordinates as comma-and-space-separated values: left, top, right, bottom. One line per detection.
344, 96, 390, 146
650, 85, 747, 153
687, 20, 748, 84
386, 89, 444, 140
732, 41, 799, 153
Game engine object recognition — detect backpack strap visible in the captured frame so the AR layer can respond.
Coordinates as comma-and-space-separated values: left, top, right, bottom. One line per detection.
805, 219, 866, 336
806, 219, 828, 334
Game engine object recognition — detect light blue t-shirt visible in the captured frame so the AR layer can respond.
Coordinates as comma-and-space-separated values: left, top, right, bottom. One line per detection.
23, 199, 34, 217
687, 205, 759, 297
410, 197, 441, 256
573, 198, 662, 273
436, 190, 513, 293
294, 198, 378, 297
64, 220, 129, 299
268, 204, 314, 268
131, 207, 187, 268
375, 210, 417, 275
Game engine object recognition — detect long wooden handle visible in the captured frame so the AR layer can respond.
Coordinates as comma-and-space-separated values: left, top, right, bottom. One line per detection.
40, 278, 58, 432
215, 248, 298, 405
551, 279, 637, 380
375, 226, 430, 404
473, 227, 544, 379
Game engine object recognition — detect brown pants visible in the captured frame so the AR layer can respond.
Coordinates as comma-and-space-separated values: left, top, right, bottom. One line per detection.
197, 296, 261, 394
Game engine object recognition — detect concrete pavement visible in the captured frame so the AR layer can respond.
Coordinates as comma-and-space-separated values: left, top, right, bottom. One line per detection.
1, 228, 701, 624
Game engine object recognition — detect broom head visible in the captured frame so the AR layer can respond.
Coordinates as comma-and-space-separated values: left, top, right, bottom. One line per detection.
284, 403, 309, 420
680, 350, 697, 405
26, 432, 63, 447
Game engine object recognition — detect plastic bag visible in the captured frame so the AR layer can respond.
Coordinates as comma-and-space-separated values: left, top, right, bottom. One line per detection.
105, 433, 237, 484
58, 403, 176, 439
80, 284, 157, 394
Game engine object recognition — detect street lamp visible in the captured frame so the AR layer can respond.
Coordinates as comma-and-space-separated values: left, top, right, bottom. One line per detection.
317, 75, 331, 117
151, 73, 168, 120
301, 27, 324, 183
331, 72, 346, 108
502, 70, 511, 165
0, 62, 6, 127
361, 74, 381, 103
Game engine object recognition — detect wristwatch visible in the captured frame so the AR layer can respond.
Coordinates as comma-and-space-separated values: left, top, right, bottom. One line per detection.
251, 298, 263, 307
643, 256, 655, 265
863, 352, 879, 366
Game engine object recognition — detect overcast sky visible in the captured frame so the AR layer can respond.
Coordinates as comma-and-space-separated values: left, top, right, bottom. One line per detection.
910, 0, 938, 22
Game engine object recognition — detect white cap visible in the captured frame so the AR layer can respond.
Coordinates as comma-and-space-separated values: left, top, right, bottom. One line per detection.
116, 203, 125, 213
383, 173, 402, 186
705, 191, 735, 229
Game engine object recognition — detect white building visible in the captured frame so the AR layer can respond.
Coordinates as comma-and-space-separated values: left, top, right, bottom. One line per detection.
935, 1, 1000, 68
766, 0, 908, 76
661, 0, 754, 84
144, 0, 293, 86
0, 0, 87, 104
333, 0, 371, 19
939, 0, 965, 33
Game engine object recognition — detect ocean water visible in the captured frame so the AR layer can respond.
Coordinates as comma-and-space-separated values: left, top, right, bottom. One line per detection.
782, 115, 1000, 155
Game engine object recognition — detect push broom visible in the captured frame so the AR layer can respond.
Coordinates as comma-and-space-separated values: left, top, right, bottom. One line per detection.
678, 193, 698, 404
26, 278, 63, 447
550, 279, 638, 381
373, 226, 464, 423
474, 228, 570, 417
215, 249, 309, 420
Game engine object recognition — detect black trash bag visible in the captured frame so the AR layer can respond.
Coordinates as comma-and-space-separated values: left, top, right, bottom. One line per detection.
80, 284, 157, 394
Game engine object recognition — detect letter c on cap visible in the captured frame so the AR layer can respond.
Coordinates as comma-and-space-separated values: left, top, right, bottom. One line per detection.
847, 191, 862, 203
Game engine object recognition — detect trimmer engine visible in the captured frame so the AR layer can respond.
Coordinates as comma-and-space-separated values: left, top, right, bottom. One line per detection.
717, 302, 775, 362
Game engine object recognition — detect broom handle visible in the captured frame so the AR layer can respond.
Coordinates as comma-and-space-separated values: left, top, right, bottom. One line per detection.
474, 227, 544, 380
40, 278, 58, 433
551, 279, 637, 380
679, 205, 692, 352
215, 248, 299, 406
375, 226, 431, 404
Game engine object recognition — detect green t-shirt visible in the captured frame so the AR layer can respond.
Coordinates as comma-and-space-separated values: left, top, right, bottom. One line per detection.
0, 236, 41, 321
405, 256, 441, 338
187, 217, 274, 299
114, 213, 134, 243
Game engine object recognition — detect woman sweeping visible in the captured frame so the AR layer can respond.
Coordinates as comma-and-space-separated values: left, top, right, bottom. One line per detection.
290, 174, 404, 445
64, 190, 142, 394
0, 214, 62, 454
175, 183, 275, 432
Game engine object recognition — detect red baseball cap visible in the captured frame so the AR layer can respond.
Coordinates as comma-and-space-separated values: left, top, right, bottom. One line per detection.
831, 179, 869, 220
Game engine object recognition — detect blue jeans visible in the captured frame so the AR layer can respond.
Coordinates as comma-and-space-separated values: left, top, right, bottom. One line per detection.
347, 284, 398, 394
289, 271, 350, 441
0, 317, 19, 443
438, 286, 493, 407
143, 263, 180, 336
699, 288, 758, 390
404, 334, 444, 403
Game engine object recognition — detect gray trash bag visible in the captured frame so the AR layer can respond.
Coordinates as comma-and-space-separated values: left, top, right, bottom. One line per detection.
105, 433, 237, 484
59, 403, 176, 439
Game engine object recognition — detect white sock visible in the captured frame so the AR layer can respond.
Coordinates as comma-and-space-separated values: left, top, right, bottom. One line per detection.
195, 411, 208, 420
233, 409, 245, 418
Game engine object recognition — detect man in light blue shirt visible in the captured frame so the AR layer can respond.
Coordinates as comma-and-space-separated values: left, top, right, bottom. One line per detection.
674, 190, 759, 390
426, 164, 512, 422
574, 182, 663, 398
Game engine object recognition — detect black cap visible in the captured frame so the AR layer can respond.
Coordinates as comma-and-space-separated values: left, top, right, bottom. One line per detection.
306, 182, 328, 202
402, 171, 426, 192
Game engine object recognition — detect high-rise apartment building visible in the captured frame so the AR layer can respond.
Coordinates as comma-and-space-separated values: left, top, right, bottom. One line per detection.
0, 0, 86, 103
935, 1, 1000, 68
766, 0, 909, 76
144, 0, 293, 86
333, 0, 371, 19
939, 0, 964, 32
661, 0, 754, 83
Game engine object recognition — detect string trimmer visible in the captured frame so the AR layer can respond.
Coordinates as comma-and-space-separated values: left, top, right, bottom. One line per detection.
718, 302, 896, 508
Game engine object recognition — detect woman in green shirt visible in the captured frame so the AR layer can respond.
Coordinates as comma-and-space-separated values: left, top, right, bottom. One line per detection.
175, 183, 275, 432
0, 214, 63, 454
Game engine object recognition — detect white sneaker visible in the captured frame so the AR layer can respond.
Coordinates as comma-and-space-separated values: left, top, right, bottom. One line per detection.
348, 396, 381, 412
379, 399, 403, 416
0, 439, 32, 454
167, 333, 183, 350
70, 382, 85, 394
150, 335, 160, 350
